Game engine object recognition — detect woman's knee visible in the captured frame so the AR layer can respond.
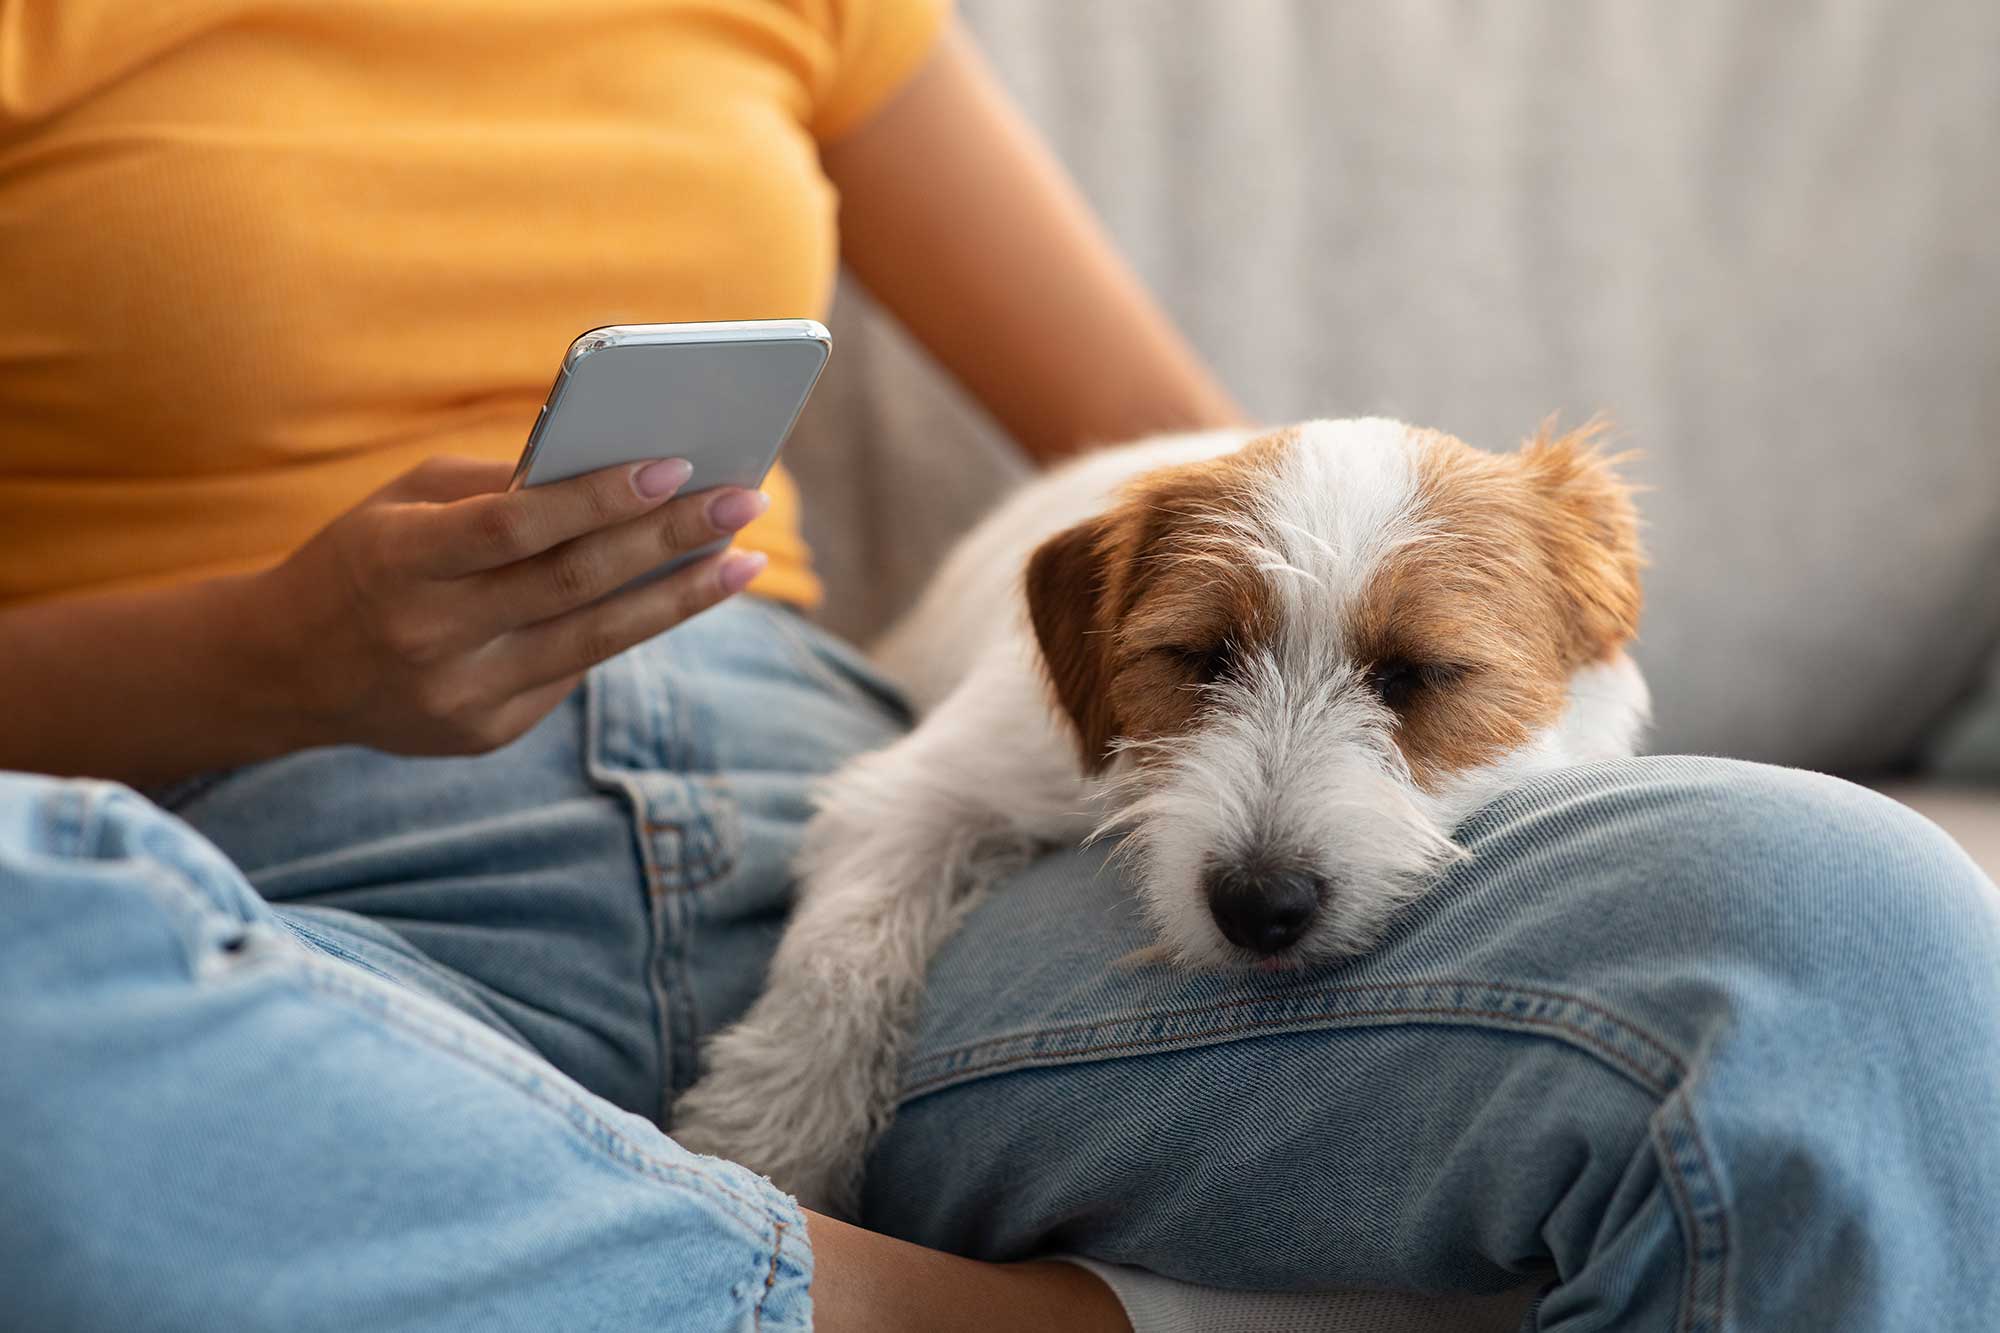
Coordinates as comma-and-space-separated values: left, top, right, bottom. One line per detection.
1486, 757, 2000, 1322
0, 774, 275, 993
866, 756, 2000, 1284
1451, 755, 2000, 1013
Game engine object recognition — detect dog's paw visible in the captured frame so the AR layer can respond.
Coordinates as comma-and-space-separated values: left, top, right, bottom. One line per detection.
671, 1021, 875, 1216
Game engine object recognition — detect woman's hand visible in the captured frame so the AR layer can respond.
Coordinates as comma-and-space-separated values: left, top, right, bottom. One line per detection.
0, 453, 769, 786
269, 455, 770, 756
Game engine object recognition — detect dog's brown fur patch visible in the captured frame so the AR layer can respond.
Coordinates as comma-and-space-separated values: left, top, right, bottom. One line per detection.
1356, 422, 1642, 786
1026, 432, 1290, 768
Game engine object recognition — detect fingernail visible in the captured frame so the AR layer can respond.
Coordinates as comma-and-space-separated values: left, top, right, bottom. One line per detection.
706, 488, 771, 533
631, 458, 693, 499
717, 550, 767, 595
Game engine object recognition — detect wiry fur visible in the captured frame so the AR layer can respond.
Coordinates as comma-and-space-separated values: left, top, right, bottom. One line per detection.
671, 419, 1649, 1213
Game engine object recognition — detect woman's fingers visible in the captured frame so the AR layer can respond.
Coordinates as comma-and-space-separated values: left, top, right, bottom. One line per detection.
472, 486, 771, 631
500, 547, 769, 692
408, 457, 695, 578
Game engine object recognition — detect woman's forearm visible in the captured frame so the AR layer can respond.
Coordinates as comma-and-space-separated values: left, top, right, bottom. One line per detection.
2, 454, 773, 789
0, 571, 312, 787
805, 1211, 1129, 1333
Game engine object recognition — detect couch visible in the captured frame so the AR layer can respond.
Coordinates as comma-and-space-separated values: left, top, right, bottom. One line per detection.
784, 0, 2000, 878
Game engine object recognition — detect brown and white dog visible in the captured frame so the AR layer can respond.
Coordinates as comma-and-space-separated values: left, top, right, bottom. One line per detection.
671, 418, 1648, 1213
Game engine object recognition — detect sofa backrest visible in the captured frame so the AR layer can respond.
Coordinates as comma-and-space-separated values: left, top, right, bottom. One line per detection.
786, 0, 2000, 774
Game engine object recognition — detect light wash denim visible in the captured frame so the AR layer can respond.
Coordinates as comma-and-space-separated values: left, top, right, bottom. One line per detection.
4, 597, 1998, 1331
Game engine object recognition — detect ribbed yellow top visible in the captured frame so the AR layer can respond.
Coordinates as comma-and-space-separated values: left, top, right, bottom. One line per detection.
0, 0, 949, 608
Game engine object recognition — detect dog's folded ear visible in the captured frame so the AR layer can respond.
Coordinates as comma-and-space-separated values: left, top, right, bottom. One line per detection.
1520, 422, 1645, 665
1025, 516, 1122, 771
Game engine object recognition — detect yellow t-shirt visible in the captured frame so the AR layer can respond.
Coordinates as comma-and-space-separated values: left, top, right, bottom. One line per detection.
0, 0, 947, 608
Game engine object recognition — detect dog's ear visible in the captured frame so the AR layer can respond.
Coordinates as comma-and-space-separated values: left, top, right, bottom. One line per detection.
1520, 420, 1644, 665
1025, 515, 1123, 771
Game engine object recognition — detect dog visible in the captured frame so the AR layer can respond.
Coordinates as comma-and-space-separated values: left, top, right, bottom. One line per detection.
671, 417, 1648, 1214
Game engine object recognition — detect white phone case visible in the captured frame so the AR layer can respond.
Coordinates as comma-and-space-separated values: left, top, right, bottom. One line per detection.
510, 319, 831, 578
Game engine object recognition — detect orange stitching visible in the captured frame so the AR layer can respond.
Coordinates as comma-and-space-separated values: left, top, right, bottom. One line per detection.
911, 979, 1687, 1084
902, 1002, 1670, 1100
1650, 1111, 1704, 1333
1678, 1088, 1730, 1331
642, 841, 737, 894
754, 1219, 788, 1331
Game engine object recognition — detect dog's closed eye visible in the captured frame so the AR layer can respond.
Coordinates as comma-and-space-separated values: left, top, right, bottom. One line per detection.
1365, 659, 1469, 713
1159, 642, 1239, 687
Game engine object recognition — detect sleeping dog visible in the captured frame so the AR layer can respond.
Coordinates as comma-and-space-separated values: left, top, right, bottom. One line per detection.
672, 418, 1648, 1214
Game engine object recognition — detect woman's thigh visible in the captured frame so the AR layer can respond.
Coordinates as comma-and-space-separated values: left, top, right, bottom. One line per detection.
0, 774, 811, 1332
865, 757, 2000, 1327
157, 597, 909, 1122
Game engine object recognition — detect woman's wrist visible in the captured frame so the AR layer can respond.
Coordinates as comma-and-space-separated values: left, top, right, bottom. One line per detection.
203, 561, 341, 759
0, 565, 328, 787
803, 1211, 1129, 1333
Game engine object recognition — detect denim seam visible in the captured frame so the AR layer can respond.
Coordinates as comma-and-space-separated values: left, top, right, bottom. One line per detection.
753, 1218, 792, 1332
657, 866, 703, 1093
584, 662, 726, 1113
903, 1004, 1672, 1104
1650, 1087, 1731, 1333
901, 979, 1688, 1102
281, 920, 409, 987
279, 916, 542, 1053
908, 976, 1689, 1077
287, 950, 793, 1249
899, 976, 1728, 1332
642, 788, 742, 891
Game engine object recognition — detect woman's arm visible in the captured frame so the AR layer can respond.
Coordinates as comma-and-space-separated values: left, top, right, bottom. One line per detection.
807, 1210, 1129, 1333
0, 458, 766, 787
822, 22, 1246, 463
1, 569, 328, 788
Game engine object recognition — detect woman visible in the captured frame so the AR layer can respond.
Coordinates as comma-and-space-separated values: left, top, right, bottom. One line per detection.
4, 2, 1998, 1330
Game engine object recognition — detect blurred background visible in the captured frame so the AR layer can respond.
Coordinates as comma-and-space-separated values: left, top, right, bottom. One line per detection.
788, 0, 1999, 863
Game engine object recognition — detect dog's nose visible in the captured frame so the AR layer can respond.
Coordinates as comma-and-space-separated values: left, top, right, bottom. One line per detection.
1203, 863, 1325, 955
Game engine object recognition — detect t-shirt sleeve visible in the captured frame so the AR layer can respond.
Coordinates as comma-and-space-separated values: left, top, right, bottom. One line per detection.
799, 0, 952, 142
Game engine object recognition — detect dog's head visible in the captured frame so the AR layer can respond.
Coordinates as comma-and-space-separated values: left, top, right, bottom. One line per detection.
1025, 418, 1646, 968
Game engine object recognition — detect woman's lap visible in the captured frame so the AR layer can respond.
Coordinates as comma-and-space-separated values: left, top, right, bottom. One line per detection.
871, 754, 2000, 1328
25, 599, 2000, 1326
154, 597, 910, 1123
0, 774, 812, 1332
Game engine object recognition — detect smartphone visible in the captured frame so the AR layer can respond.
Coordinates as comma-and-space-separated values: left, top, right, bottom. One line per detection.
510, 319, 832, 578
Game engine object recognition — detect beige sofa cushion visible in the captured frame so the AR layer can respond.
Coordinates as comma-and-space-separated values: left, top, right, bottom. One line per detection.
784, 1, 2000, 775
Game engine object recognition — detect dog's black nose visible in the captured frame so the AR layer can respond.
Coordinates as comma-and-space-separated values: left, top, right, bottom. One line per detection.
1203, 862, 1325, 955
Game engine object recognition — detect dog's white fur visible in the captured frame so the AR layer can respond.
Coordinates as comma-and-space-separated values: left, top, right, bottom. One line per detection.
671, 420, 1649, 1212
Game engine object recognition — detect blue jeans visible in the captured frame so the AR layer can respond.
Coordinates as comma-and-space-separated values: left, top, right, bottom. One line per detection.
4, 598, 1997, 1331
